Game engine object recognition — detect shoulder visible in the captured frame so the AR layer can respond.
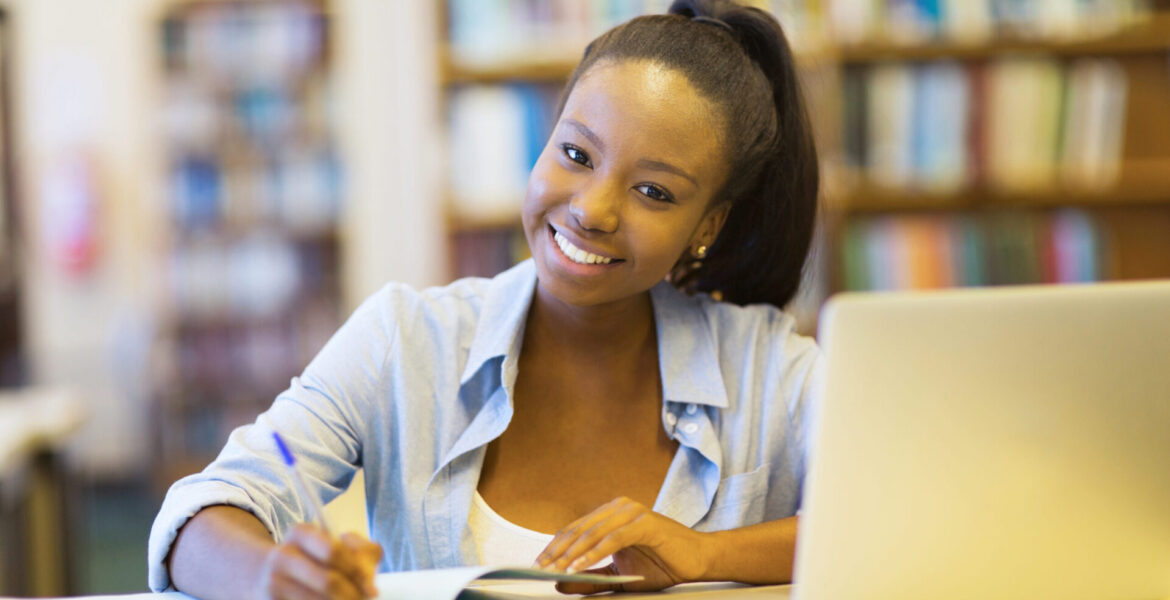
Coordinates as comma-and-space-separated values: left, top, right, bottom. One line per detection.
345, 260, 535, 361
695, 292, 820, 364
355, 274, 495, 335
692, 292, 823, 415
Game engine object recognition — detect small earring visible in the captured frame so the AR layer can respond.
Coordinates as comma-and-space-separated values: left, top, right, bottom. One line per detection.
690, 245, 708, 270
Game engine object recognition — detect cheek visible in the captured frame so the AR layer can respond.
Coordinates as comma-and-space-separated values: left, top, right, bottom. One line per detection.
625, 214, 694, 267
523, 153, 563, 211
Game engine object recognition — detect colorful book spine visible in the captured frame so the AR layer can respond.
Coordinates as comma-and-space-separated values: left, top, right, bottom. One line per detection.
839, 209, 1103, 291
826, 0, 1152, 43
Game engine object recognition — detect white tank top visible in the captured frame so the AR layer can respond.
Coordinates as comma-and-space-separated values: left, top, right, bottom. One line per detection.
469, 491, 610, 569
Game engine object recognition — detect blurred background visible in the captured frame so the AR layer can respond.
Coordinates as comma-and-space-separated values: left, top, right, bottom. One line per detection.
0, 0, 1167, 596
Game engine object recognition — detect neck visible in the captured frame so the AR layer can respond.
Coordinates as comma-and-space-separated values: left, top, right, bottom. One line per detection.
525, 283, 657, 363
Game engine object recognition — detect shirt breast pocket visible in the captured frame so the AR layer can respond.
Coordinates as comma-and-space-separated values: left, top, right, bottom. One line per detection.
696, 463, 771, 532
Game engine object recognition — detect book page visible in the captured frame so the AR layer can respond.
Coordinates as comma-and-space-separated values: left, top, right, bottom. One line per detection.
373, 566, 641, 600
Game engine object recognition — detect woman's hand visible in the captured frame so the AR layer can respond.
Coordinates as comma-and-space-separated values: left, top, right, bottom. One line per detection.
255, 525, 383, 600
534, 497, 711, 595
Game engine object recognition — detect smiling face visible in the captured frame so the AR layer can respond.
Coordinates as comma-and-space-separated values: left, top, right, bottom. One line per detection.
522, 59, 732, 309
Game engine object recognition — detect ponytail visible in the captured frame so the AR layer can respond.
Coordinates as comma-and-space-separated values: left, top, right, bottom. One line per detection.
668, 0, 819, 308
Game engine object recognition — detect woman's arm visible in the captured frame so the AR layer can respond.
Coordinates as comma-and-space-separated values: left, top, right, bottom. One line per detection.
700, 515, 798, 584
168, 505, 381, 600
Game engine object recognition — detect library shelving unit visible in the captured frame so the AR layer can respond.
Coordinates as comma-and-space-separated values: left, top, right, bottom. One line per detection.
439, 1, 1170, 324
827, 5, 1170, 294
152, 0, 343, 485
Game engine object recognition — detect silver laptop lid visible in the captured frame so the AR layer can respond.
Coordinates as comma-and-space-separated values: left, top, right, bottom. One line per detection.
796, 281, 1170, 600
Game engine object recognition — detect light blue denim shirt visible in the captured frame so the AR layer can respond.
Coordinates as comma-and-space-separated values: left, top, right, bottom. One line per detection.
148, 259, 823, 592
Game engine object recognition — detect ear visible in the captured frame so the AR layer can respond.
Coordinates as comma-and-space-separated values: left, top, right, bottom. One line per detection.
692, 201, 732, 248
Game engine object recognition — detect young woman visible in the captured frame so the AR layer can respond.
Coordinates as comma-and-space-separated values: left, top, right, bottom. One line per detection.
150, 1, 822, 598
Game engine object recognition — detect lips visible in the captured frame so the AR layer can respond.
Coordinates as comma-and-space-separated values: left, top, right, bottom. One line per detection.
548, 225, 623, 267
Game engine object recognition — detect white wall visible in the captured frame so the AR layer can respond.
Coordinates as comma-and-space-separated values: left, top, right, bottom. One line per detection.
6, 0, 444, 478
9, 0, 168, 477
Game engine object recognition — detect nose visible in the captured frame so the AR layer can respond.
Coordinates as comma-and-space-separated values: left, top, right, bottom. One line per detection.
568, 182, 619, 234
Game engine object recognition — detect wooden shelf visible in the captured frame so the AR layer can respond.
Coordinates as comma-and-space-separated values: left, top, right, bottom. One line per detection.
839, 183, 1170, 214
440, 15, 1170, 84
446, 210, 522, 232
835, 159, 1170, 213
439, 43, 839, 85
835, 15, 1170, 63
439, 43, 580, 85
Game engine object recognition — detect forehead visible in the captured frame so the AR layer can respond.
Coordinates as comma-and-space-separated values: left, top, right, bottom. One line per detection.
562, 60, 728, 176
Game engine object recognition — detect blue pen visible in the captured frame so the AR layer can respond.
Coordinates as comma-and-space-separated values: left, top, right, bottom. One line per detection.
273, 431, 335, 537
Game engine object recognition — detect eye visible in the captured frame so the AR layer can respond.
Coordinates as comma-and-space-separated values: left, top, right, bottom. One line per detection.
561, 144, 592, 168
635, 183, 675, 203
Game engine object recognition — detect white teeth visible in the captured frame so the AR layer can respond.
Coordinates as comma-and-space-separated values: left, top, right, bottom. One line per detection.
554, 231, 613, 265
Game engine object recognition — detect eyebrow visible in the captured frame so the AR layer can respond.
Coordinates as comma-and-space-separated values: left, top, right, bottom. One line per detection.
564, 119, 606, 153
563, 118, 700, 188
636, 158, 698, 188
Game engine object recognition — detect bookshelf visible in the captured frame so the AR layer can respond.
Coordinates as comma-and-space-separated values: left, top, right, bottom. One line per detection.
438, 1, 1170, 323
152, 0, 343, 484
826, 1, 1170, 296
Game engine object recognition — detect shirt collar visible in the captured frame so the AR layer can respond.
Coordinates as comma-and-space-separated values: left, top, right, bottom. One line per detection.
650, 280, 730, 409
458, 261, 730, 411
459, 260, 537, 385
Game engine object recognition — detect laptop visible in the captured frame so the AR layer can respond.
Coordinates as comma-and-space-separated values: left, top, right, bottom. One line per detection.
794, 280, 1170, 600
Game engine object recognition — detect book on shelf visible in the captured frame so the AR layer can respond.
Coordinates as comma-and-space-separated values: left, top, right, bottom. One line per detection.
445, 0, 825, 70
1061, 58, 1128, 190
162, 0, 326, 87
827, 0, 1153, 44
842, 56, 1129, 196
446, 0, 654, 68
912, 60, 968, 193
840, 209, 1102, 292
984, 57, 1065, 192
865, 63, 916, 189
447, 83, 558, 220
452, 228, 531, 280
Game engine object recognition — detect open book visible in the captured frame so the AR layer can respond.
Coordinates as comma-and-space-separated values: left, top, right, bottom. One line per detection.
372, 567, 789, 599
373, 566, 640, 600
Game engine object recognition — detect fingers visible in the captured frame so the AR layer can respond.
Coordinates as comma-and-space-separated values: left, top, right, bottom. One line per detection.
554, 563, 625, 596
275, 525, 381, 599
341, 532, 382, 597
536, 497, 647, 573
286, 524, 337, 563
562, 510, 646, 573
535, 497, 626, 569
267, 542, 366, 600
268, 572, 325, 600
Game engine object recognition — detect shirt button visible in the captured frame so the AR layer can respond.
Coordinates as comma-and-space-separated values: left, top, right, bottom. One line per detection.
682, 422, 699, 435
685, 403, 698, 415
665, 413, 678, 426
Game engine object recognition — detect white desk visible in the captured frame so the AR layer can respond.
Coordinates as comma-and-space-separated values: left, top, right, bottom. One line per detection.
0, 387, 85, 475
20, 581, 792, 599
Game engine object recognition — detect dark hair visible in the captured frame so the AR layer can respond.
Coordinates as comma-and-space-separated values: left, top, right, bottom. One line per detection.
556, 0, 819, 309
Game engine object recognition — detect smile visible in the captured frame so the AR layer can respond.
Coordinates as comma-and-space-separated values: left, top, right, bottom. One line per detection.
553, 229, 618, 265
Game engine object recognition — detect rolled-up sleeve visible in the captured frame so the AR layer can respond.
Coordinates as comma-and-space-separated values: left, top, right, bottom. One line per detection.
147, 288, 396, 592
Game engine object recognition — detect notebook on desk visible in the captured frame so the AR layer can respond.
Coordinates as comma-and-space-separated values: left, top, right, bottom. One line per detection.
795, 280, 1170, 600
